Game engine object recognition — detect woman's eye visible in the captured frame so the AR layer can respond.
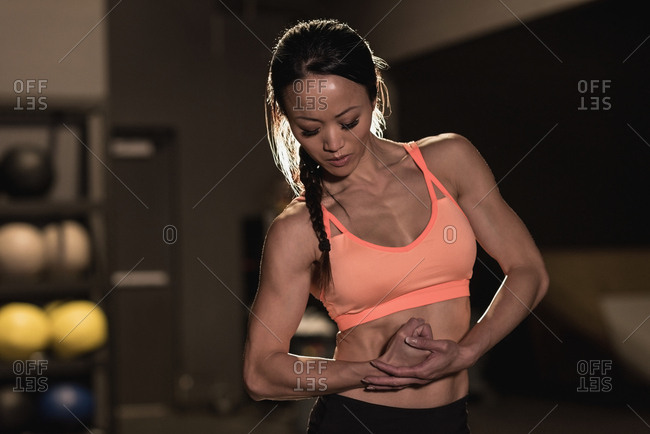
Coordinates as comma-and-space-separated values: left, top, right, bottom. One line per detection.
300, 119, 357, 137
301, 129, 319, 137
342, 119, 359, 130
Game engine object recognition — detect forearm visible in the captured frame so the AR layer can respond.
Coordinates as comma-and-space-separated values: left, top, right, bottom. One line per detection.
245, 351, 381, 401
459, 265, 549, 366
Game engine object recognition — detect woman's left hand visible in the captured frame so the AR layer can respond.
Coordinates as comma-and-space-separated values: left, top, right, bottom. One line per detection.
363, 336, 473, 390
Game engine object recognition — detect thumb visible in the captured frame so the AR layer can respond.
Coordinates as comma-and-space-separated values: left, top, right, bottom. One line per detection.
404, 336, 445, 351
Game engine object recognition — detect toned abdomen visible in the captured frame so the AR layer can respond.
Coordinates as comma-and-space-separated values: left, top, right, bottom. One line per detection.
334, 297, 471, 408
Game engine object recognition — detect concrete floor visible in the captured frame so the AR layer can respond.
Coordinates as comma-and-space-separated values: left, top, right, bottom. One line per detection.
117, 392, 650, 434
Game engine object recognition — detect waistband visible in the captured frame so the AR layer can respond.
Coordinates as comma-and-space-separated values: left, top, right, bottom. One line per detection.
324, 393, 469, 412
308, 393, 470, 434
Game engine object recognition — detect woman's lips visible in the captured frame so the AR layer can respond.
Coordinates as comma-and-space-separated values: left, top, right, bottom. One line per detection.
328, 154, 351, 167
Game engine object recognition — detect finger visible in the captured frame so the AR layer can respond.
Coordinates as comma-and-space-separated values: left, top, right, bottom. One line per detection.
401, 317, 425, 334
413, 323, 433, 339
404, 337, 447, 351
365, 385, 407, 391
362, 379, 408, 391
362, 375, 428, 388
369, 359, 399, 375
372, 358, 434, 378
371, 359, 425, 377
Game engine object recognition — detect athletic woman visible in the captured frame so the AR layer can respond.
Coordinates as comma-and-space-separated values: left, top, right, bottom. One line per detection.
243, 19, 548, 434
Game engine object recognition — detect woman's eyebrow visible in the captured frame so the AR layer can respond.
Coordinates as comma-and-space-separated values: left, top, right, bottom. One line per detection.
335, 106, 359, 118
296, 106, 360, 121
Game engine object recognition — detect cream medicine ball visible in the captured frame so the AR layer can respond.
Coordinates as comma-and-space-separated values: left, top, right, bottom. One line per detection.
0, 222, 47, 280
43, 220, 92, 278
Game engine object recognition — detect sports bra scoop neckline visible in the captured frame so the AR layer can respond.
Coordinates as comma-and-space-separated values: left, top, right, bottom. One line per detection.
321, 141, 458, 253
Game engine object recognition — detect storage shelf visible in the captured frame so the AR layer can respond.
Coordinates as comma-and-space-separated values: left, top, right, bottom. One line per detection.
0, 108, 111, 432
0, 199, 103, 219
0, 349, 108, 381
0, 280, 97, 301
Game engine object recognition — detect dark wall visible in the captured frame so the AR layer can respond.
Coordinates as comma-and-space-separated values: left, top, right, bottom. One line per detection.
390, 0, 650, 249
108, 0, 283, 408
106, 0, 648, 410
107, 0, 334, 410
389, 0, 650, 399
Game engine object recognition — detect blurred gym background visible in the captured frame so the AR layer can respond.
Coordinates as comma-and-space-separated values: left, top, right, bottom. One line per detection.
0, 0, 648, 433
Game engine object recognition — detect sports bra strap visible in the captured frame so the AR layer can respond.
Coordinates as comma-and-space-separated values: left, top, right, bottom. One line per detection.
294, 196, 341, 240
404, 142, 464, 212
322, 205, 350, 239
404, 142, 430, 174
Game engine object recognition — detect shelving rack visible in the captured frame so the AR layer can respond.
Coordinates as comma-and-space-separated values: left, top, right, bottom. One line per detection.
0, 108, 111, 433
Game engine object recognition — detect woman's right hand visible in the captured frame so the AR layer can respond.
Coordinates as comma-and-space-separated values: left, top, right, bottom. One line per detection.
370, 317, 433, 375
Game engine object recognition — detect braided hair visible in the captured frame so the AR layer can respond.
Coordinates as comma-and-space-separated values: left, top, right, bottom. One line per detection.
298, 148, 331, 287
266, 19, 389, 290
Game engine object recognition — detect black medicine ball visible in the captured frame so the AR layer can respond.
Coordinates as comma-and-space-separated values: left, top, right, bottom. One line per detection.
0, 146, 54, 197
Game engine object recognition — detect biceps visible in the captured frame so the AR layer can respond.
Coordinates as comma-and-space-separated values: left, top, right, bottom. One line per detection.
465, 194, 542, 272
247, 263, 312, 355
449, 138, 542, 272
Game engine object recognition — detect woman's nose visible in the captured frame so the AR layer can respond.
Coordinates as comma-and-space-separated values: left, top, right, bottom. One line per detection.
322, 129, 344, 152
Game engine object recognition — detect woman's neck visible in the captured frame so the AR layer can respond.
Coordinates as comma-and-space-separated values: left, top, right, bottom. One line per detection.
322, 136, 406, 195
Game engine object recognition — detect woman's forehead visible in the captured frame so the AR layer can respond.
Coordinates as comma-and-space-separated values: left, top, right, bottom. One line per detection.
284, 75, 368, 116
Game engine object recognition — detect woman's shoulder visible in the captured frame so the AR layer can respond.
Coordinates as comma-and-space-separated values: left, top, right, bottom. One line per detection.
415, 133, 475, 158
413, 133, 486, 199
415, 133, 483, 172
266, 198, 316, 253
271, 198, 310, 234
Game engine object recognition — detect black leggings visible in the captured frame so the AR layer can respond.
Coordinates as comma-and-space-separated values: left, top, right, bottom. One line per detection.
307, 394, 470, 434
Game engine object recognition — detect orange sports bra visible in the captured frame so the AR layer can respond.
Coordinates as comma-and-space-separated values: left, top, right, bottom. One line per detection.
307, 142, 477, 331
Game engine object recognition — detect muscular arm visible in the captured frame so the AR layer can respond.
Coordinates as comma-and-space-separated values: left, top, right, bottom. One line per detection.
243, 204, 426, 400
366, 134, 549, 386
449, 133, 549, 365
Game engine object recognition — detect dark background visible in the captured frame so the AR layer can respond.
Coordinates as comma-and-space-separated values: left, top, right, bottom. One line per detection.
104, 0, 650, 425
1, 0, 648, 432
392, 0, 650, 248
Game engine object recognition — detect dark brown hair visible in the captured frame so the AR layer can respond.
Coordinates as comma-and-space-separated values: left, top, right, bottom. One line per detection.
266, 19, 389, 289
